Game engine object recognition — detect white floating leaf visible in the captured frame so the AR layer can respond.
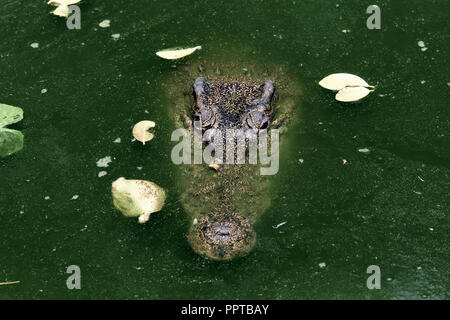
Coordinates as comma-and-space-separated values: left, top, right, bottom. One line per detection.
335, 86, 372, 102
48, 0, 80, 5
319, 73, 371, 91
112, 177, 166, 224
96, 156, 112, 168
51, 4, 70, 18
156, 46, 202, 60
99, 19, 111, 28
132, 120, 155, 145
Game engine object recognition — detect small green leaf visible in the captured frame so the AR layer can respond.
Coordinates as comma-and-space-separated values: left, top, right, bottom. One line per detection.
0, 128, 24, 157
0, 103, 24, 157
0, 103, 23, 128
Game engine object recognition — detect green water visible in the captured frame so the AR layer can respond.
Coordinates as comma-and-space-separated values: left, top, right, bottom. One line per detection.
0, 0, 449, 299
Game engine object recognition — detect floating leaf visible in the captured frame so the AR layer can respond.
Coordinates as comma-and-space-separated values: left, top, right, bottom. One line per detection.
0, 104, 24, 157
319, 73, 372, 91
335, 86, 373, 102
51, 4, 70, 17
0, 129, 23, 158
48, 0, 80, 17
99, 19, 111, 28
112, 177, 166, 224
0, 103, 23, 128
156, 46, 202, 60
47, 0, 80, 5
132, 120, 155, 145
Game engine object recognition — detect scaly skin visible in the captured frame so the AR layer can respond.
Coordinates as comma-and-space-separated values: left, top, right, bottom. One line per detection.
188, 77, 275, 260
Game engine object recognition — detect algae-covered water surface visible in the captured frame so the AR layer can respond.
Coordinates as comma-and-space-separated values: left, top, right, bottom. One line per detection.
0, 0, 449, 299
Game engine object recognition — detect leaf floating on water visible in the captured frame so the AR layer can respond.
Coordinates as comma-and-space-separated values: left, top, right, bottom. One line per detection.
0, 103, 24, 158
156, 46, 202, 60
47, 0, 81, 5
335, 86, 373, 102
0, 280, 20, 286
0, 104, 23, 127
48, 1, 80, 18
99, 19, 111, 28
319, 73, 372, 91
132, 120, 155, 145
111, 177, 166, 224
273, 221, 287, 229
51, 4, 70, 18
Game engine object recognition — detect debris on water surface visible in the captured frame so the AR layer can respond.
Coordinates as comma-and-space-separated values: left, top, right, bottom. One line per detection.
99, 19, 111, 28
156, 46, 202, 60
41, 89, 47, 94
51, 5, 69, 17
48, 0, 80, 4
319, 73, 372, 91
342, 159, 348, 165
418, 41, 425, 47
0, 281, 20, 286
98, 171, 107, 177
113, 137, 121, 143
132, 120, 155, 145
336, 86, 373, 102
71, 195, 79, 200
0, 103, 24, 157
111, 177, 166, 224
111, 33, 120, 40
30, 42, 39, 49
48, 1, 80, 18
96, 156, 112, 168
273, 221, 287, 229
319, 262, 326, 268
319, 73, 375, 102
358, 148, 370, 154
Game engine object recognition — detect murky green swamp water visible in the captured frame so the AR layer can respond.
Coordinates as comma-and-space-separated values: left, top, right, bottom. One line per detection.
0, 0, 449, 299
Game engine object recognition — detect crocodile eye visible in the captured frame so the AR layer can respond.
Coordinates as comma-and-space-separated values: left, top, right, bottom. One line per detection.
194, 107, 216, 128
260, 119, 268, 129
247, 110, 268, 130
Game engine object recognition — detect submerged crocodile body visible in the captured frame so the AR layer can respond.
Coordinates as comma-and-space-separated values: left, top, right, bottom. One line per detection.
187, 77, 276, 260
164, 55, 300, 261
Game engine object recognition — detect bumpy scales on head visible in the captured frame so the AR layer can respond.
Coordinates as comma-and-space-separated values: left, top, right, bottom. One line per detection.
193, 77, 275, 146
188, 77, 275, 260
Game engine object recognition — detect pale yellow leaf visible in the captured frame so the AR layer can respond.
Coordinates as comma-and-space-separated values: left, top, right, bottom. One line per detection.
156, 46, 202, 60
132, 120, 156, 144
48, 0, 80, 5
51, 4, 70, 17
335, 86, 372, 102
319, 73, 372, 91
